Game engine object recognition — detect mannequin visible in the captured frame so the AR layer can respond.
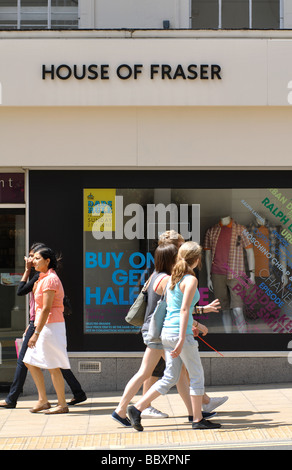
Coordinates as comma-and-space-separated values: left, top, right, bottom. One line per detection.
204, 216, 255, 333
248, 215, 288, 285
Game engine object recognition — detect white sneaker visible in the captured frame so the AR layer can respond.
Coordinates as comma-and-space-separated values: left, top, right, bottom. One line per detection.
141, 406, 169, 418
202, 396, 228, 413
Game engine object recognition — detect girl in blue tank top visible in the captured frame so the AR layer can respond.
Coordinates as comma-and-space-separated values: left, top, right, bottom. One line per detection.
127, 241, 222, 431
163, 275, 200, 335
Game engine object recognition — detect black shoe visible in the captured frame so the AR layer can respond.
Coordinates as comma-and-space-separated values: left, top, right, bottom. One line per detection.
67, 394, 87, 406
0, 400, 15, 409
192, 418, 221, 430
127, 405, 143, 431
111, 411, 132, 427
188, 411, 216, 422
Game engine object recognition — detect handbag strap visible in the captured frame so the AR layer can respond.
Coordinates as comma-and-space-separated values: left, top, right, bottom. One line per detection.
142, 272, 153, 292
154, 274, 168, 292
161, 278, 171, 300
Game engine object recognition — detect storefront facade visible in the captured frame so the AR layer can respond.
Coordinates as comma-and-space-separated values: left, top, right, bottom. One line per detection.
1, 29, 292, 391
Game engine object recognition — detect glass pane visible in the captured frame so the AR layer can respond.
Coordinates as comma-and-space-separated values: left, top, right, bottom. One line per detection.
253, 0, 279, 29
222, 0, 249, 29
52, 0, 78, 6
83, 187, 292, 336
20, 1, 47, 28
21, 0, 47, 5
51, 0, 78, 29
20, 21, 47, 28
0, 209, 26, 386
0, 0, 17, 5
191, 0, 219, 29
0, 0, 17, 29
51, 20, 78, 28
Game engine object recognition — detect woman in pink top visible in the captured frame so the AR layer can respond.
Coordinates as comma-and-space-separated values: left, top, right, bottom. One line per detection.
23, 247, 70, 414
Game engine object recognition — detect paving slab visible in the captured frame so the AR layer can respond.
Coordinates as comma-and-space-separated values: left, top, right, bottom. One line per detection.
0, 383, 292, 451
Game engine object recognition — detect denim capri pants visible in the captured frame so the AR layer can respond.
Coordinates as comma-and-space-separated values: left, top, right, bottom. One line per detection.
141, 330, 164, 350
141, 330, 165, 377
153, 333, 205, 396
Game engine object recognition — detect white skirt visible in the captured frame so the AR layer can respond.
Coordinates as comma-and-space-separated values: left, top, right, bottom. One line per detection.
23, 322, 70, 369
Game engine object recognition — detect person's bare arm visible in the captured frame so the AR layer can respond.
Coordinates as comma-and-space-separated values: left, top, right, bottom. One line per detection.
28, 290, 55, 348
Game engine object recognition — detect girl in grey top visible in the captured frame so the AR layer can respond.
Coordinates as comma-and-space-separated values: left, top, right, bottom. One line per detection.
112, 243, 180, 424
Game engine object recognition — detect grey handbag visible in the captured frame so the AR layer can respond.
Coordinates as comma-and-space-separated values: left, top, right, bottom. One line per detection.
147, 281, 169, 343
125, 276, 152, 327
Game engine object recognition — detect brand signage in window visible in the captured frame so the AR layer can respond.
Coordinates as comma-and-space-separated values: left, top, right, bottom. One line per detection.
0, 173, 24, 203
83, 188, 200, 334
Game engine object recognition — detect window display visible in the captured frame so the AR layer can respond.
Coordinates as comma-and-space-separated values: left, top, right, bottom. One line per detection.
83, 187, 292, 335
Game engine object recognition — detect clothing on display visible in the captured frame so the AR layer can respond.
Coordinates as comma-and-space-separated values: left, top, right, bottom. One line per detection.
247, 218, 279, 278
203, 216, 255, 333
204, 217, 253, 279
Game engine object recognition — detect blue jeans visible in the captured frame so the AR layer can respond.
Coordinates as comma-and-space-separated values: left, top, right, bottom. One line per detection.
153, 334, 205, 396
5, 321, 35, 407
5, 321, 85, 407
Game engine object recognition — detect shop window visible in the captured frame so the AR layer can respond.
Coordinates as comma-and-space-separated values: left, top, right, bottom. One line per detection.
191, 0, 280, 29
252, 0, 280, 29
222, 0, 250, 29
0, 173, 25, 385
83, 187, 292, 336
0, 0, 78, 30
0, 209, 25, 385
192, 0, 219, 29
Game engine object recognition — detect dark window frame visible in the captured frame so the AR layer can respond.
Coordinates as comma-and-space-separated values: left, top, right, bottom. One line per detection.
29, 170, 292, 353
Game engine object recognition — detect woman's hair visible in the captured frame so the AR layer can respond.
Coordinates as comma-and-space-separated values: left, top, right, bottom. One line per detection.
170, 241, 202, 290
158, 230, 185, 249
29, 242, 46, 254
34, 246, 62, 271
154, 243, 178, 275
28, 243, 46, 279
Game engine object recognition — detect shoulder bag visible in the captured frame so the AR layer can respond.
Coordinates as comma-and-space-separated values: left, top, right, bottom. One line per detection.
147, 281, 169, 343
125, 275, 152, 327
15, 338, 24, 358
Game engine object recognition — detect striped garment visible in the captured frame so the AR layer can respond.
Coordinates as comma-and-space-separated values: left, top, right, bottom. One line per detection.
247, 221, 278, 277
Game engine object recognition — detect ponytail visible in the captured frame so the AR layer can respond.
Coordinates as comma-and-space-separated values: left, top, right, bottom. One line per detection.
170, 241, 202, 290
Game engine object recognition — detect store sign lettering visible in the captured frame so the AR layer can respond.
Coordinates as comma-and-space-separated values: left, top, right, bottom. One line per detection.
0, 173, 24, 203
42, 63, 222, 81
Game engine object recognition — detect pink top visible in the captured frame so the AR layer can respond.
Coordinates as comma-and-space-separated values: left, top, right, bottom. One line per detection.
211, 224, 232, 275
34, 268, 64, 325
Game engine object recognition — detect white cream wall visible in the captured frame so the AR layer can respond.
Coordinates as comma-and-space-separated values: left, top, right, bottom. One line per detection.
0, 106, 292, 169
2, 35, 292, 107
79, 0, 190, 29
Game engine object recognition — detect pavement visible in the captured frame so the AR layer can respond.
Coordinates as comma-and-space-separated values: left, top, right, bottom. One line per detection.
1, 383, 292, 453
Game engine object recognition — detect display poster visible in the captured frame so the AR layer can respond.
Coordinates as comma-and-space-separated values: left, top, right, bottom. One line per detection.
84, 188, 152, 333
83, 188, 200, 333
83, 187, 292, 335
